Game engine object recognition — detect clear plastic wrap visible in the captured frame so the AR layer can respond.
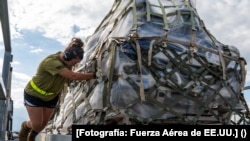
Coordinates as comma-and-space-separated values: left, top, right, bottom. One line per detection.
46, 0, 249, 134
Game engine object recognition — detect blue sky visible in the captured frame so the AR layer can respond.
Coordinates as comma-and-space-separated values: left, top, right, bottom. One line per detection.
0, 0, 249, 131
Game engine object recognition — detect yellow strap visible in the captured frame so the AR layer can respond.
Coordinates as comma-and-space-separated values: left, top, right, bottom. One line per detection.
30, 80, 54, 96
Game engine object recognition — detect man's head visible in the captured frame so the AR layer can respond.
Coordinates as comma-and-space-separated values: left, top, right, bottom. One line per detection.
63, 46, 84, 61
63, 37, 84, 61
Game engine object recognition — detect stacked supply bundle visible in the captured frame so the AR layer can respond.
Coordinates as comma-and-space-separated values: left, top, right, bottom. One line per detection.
45, 0, 249, 134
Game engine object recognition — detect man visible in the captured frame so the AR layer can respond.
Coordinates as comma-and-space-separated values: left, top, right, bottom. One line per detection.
19, 37, 95, 141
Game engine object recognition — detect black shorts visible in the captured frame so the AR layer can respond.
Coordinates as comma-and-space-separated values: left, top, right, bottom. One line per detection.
24, 91, 59, 108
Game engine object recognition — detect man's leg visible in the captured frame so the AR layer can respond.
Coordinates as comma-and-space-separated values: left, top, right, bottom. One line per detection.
19, 121, 31, 141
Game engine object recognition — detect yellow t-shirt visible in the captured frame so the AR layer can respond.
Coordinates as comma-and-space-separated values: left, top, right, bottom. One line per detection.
25, 52, 68, 101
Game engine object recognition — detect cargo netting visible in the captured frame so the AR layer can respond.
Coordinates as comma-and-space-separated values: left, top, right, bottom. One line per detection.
45, 0, 250, 134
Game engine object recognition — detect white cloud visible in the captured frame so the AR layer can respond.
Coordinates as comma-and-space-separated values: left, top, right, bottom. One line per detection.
196, 0, 250, 61
30, 48, 43, 53
11, 60, 20, 65
8, 0, 114, 45
12, 72, 31, 82
11, 72, 30, 108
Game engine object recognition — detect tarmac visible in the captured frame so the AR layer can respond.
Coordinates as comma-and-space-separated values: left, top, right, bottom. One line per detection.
6, 133, 72, 141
